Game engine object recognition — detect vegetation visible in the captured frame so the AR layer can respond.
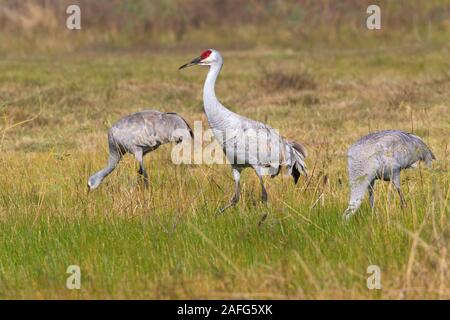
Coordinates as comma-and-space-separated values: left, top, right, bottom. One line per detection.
0, 0, 448, 299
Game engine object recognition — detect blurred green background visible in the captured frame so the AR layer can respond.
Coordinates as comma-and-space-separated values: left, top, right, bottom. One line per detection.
0, 0, 449, 54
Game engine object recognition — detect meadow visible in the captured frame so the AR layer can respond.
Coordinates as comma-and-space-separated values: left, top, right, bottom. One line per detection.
0, 0, 449, 299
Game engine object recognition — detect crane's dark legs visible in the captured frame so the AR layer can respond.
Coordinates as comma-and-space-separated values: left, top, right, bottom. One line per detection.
369, 179, 376, 209
255, 167, 268, 202
260, 178, 268, 203
138, 165, 149, 187
392, 172, 406, 208
134, 149, 149, 188
218, 167, 241, 214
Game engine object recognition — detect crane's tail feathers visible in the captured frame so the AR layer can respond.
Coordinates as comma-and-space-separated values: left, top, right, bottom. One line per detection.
290, 140, 308, 159
165, 112, 194, 139
287, 140, 308, 184
181, 119, 194, 139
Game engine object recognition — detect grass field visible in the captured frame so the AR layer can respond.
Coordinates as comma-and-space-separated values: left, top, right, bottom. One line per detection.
0, 41, 449, 299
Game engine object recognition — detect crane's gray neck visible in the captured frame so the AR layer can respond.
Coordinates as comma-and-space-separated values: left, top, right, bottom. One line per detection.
96, 165, 115, 180
89, 157, 118, 189
203, 62, 230, 120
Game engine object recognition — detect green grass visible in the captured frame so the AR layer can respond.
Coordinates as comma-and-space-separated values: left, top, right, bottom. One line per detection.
0, 43, 449, 299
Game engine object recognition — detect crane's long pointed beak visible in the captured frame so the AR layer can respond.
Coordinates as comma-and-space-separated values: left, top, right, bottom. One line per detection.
179, 56, 202, 70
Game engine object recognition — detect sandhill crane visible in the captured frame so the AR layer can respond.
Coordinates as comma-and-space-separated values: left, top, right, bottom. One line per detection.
343, 130, 435, 220
88, 110, 193, 190
179, 49, 307, 212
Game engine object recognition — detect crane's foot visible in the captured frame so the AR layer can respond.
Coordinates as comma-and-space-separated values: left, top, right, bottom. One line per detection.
136, 176, 149, 189
217, 196, 239, 215
135, 182, 149, 191
217, 202, 236, 214
400, 199, 407, 209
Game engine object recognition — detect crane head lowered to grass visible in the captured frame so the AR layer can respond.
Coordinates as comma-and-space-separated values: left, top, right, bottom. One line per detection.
87, 110, 193, 191
179, 49, 308, 213
343, 130, 436, 221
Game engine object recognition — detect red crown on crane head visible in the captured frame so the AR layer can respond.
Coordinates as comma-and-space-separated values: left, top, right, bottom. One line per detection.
200, 50, 212, 60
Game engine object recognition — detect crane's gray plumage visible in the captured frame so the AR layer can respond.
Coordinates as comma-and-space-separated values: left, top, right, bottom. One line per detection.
343, 130, 435, 220
88, 110, 193, 190
180, 49, 307, 212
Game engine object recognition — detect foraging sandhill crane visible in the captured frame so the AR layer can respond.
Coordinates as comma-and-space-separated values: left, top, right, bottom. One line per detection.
179, 49, 307, 212
88, 110, 193, 190
343, 130, 435, 220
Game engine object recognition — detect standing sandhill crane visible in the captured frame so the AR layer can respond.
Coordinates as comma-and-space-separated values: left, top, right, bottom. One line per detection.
88, 110, 193, 190
179, 49, 307, 212
343, 130, 435, 220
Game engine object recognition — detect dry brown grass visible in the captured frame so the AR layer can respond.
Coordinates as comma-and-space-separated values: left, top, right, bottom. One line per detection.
0, 44, 448, 298
0, 0, 448, 300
